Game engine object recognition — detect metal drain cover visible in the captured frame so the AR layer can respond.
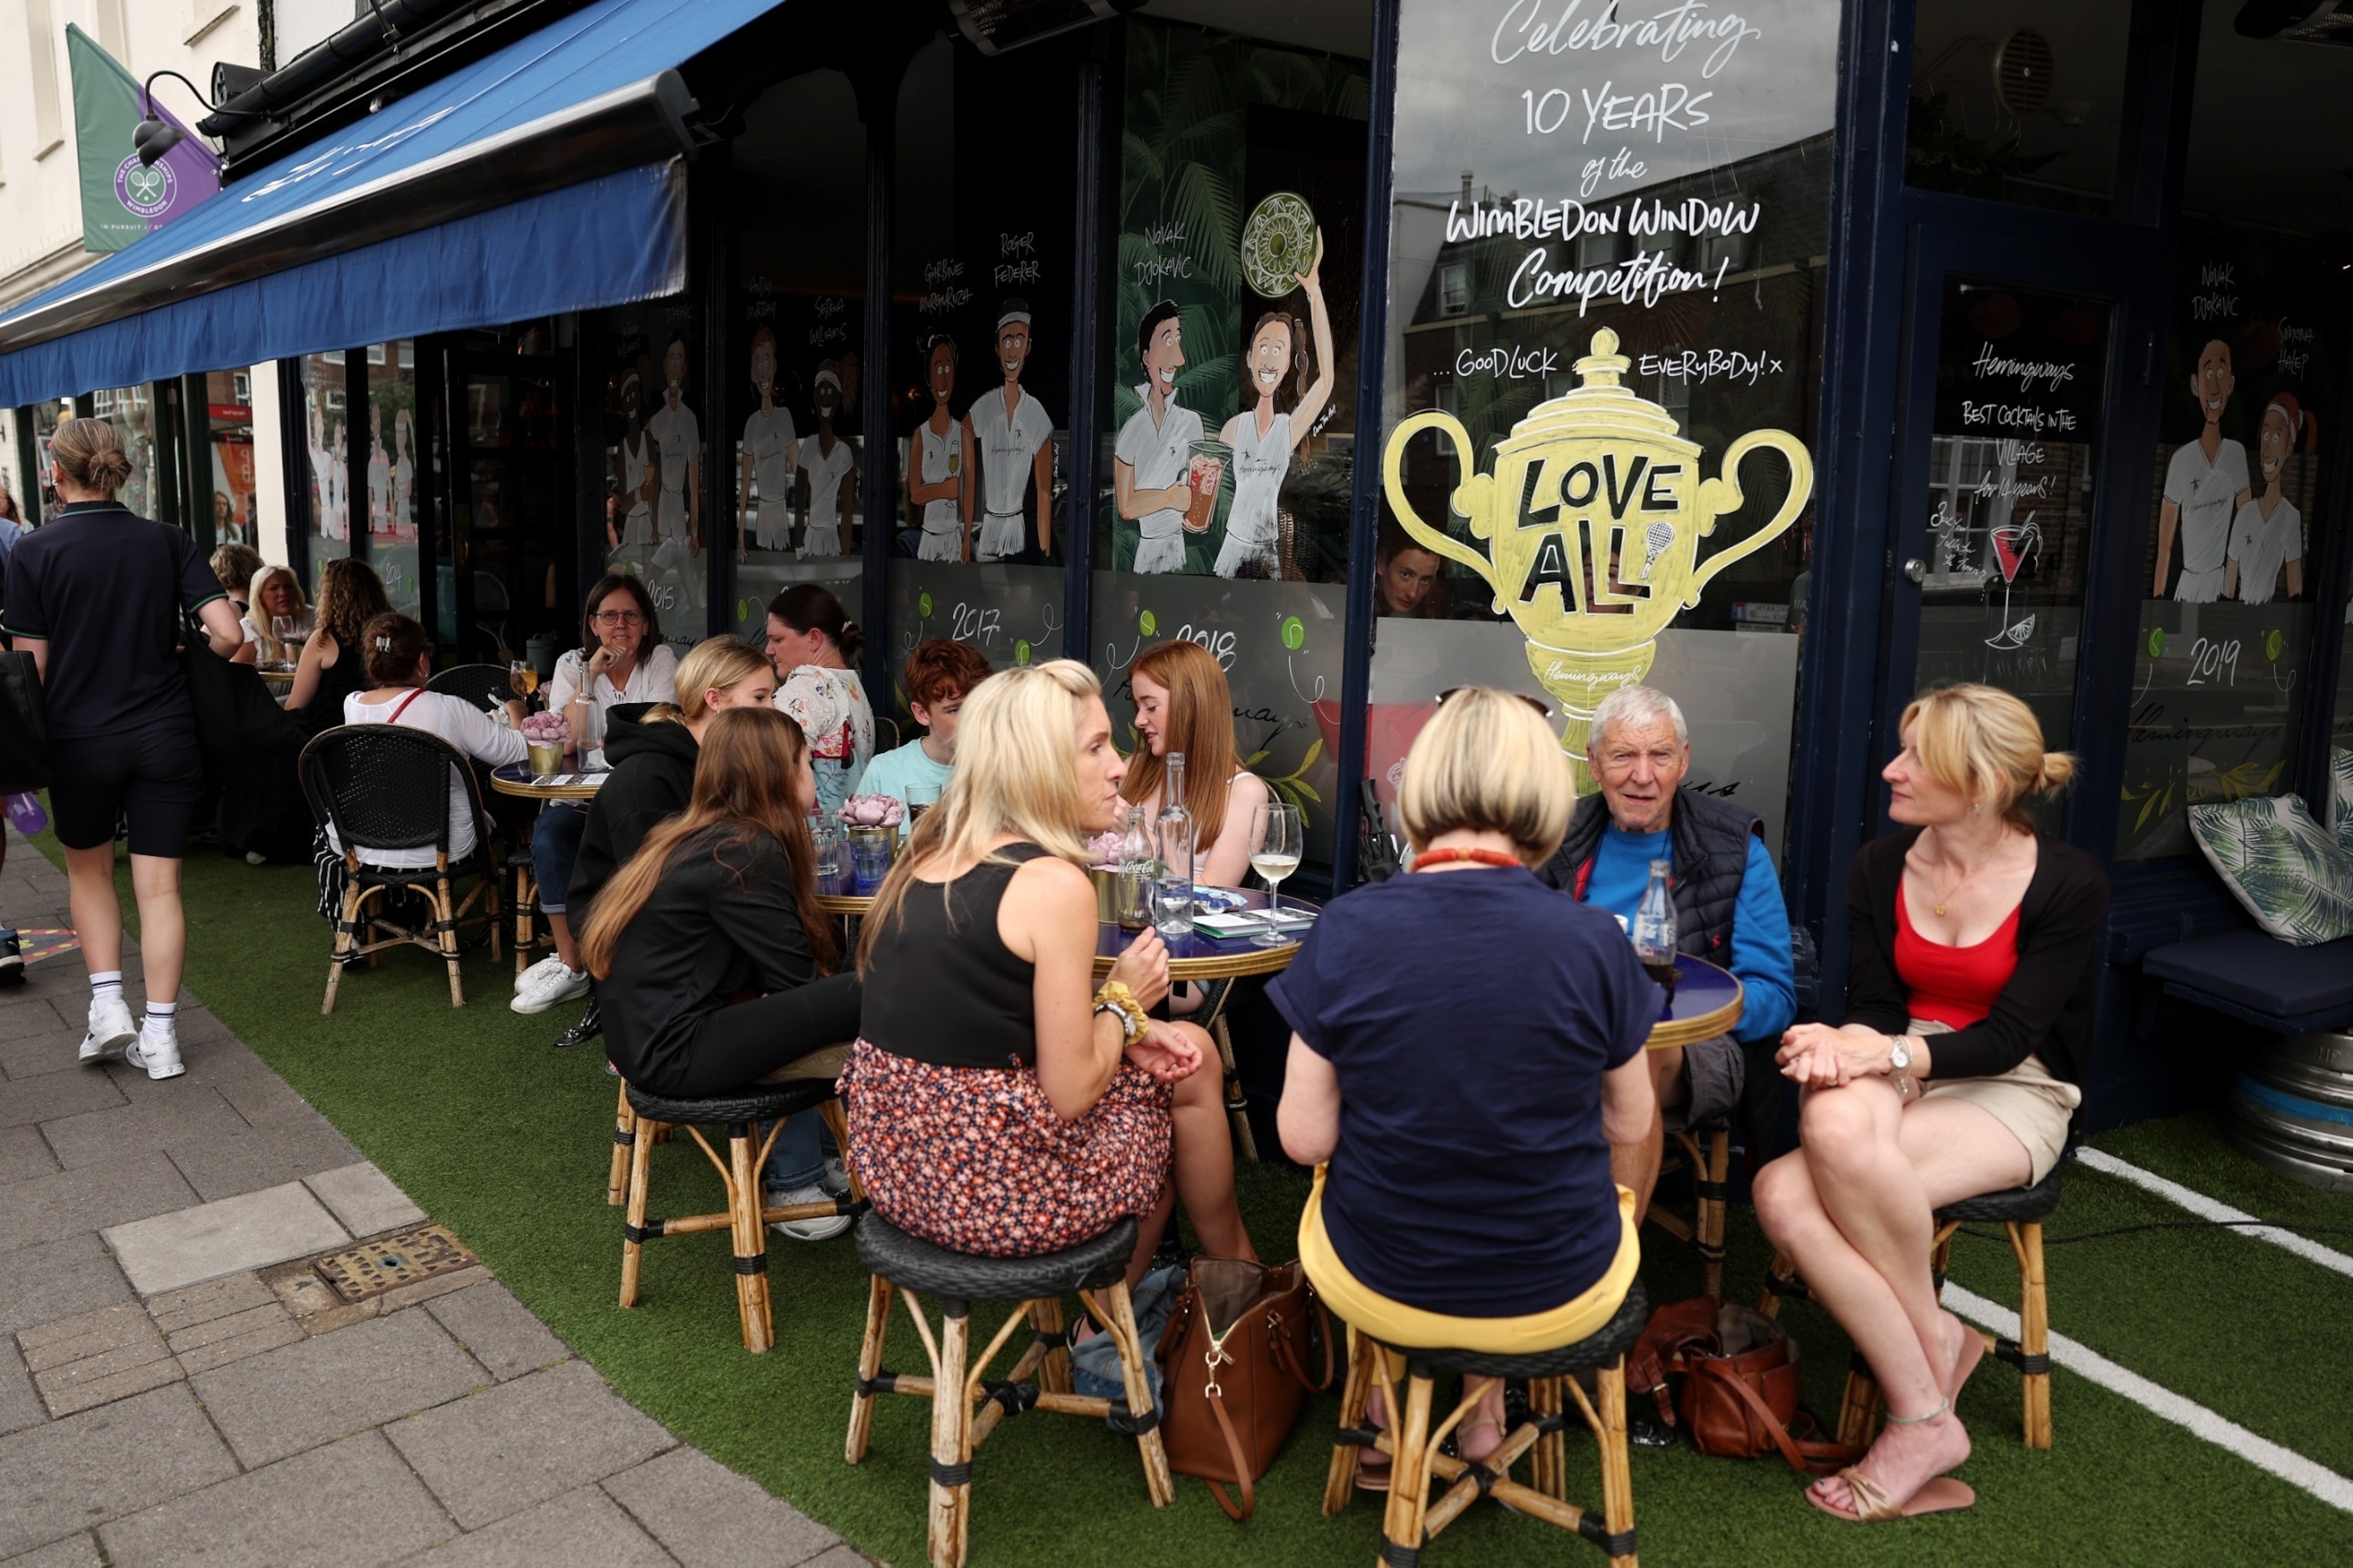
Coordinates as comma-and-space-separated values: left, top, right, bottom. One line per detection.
311, 1226, 478, 1304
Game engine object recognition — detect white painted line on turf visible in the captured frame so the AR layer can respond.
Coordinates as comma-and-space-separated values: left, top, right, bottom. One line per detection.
2075, 1148, 2353, 1282
1943, 1283, 2353, 1514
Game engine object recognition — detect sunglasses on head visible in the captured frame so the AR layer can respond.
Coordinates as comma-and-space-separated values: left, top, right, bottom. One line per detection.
1435, 686, 1554, 720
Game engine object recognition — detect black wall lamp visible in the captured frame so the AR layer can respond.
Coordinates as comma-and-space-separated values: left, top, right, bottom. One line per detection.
133, 69, 264, 165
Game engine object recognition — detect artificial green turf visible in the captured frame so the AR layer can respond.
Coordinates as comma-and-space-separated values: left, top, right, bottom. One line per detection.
30, 829, 2353, 1566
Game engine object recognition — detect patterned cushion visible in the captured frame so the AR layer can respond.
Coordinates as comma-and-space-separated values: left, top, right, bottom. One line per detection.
2332, 748, 2353, 858
2188, 796, 2353, 947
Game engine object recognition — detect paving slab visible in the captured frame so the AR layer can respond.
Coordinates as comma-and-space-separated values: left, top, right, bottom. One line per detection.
398, 1486, 673, 1568
0, 1341, 40, 1440
102, 1180, 350, 1296
163, 1115, 366, 1204
0, 1383, 240, 1558
191, 1304, 486, 1469
0, 1071, 124, 1131
0, 1236, 131, 1337
0, 1531, 101, 1568
604, 1448, 845, 1568
388, 1360, 673, 1530
168, 1303, 305, 1376
306, 1161, 427, 1236
98, 1431, 456, 1568
0, 997, 74, 1051
0, 1154, 198, 1257
0, 1126, 57, 1184
145, 1273, 276, 1335
36, 1088, 253, 1172
424, 1282, 570, 1381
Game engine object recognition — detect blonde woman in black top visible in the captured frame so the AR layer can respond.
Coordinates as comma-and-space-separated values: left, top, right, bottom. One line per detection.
1754, 683, 2105, 1523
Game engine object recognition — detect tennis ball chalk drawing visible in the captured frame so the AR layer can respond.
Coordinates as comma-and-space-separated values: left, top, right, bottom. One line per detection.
2148, 627, 2166, 659
2266, 629, 2284, 662
919, 591, 934, 618
1015, 639, 1033, 666
1139, 610, 1157, 637
1281, 614, 1305, 650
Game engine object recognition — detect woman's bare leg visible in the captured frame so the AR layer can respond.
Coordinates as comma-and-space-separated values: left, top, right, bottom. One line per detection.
1168, 1024, 1256, 1262
1124, 1181, 1176, 1290
64, 844, 123, 977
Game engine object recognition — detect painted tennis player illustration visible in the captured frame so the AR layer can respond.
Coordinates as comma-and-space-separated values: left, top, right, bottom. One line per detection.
2227, 391, 2313, 604
740, 326, 799, 559
647, 332, 702, 559
912, 335, 970, 561
1215, 224, 1333, 578
966, 300, 1052, 561
1115, 300, 1206, 574
610, 369, 656, 551
2152, 338, 2250, 601
798, 359, 858, 558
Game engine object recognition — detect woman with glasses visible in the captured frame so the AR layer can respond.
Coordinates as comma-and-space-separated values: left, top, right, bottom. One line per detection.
514, 573, 677, 1016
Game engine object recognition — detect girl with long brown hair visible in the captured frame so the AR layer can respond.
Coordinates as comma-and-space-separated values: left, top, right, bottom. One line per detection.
579, 705, 857, 1095
286, 556, 391, 725
1119, 638, 1270, 888
840, 660, 1254, 1283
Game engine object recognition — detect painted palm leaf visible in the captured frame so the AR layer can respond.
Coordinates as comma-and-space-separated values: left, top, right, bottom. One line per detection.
2332, 747, 2353, 856
2188, 796, 2353, 946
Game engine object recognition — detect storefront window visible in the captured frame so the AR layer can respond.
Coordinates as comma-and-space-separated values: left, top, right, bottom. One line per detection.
1094, 12, 1371, 874
301, 351, 352, 586
29, 399, 66, 517
1905, 0, 2132, 216
91, 384, 162, 521
597, 300, 708, 656
724, 67, 868, 647
202, 371, 257, 549
881, 35, 1075, 722
366, 342, 423, 617
456, 328, 565, 664
1373, 0, 1839, 862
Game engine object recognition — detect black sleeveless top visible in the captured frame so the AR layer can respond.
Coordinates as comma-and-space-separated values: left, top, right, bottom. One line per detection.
862, 843, 1049, 1069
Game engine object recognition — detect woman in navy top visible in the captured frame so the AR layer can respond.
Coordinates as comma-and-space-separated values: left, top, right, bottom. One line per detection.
0, 418, 244, 1082
1275, 686, 1655, 1465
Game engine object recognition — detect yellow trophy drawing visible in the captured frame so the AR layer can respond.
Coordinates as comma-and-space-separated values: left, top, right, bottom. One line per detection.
1383, 328, 1814, 793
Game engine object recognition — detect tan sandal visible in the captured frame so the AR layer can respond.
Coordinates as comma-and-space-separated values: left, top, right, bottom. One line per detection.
1808, 1468, 1976, 1523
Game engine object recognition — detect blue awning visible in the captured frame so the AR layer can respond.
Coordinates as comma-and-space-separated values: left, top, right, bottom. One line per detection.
0, 0, 782, 406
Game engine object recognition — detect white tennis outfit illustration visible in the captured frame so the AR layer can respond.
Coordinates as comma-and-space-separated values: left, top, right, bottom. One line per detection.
647, 396, 699, 543
1117, 386, 1201, 574
2162, 438, 2248, 603
969, 388, 1051, 561
618, 433, 654, 546
916, 419, 963, 561
745, 405, 799, 551
800, 434, 856, 558
1215, 410, 1289, 579
2227, 496, 2302, 605
367, 447, 391, 535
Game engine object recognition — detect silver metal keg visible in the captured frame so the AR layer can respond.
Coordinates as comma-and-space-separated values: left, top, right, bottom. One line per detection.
2229, 1033, 2353, 1194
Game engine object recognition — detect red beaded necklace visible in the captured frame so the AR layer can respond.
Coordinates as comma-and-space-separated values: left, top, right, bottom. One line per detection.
1411, 846, 1523, 872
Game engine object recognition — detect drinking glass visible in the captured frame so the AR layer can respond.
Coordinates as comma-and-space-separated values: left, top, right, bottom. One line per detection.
269, 614, 296, 666
510, 660, 539, 703
1248, 801, 1304, 948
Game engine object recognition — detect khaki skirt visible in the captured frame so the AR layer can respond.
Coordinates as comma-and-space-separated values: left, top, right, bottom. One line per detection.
1911, 1019, 2080, 1184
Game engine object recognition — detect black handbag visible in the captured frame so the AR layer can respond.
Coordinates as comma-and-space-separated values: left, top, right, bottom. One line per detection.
0, 649, 47, 793
156, 530, 304, 775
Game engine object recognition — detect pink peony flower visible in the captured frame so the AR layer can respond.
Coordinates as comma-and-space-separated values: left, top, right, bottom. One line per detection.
519, 712, 569, 745
839, 794, 907, 828
1084, 830, 1124, 869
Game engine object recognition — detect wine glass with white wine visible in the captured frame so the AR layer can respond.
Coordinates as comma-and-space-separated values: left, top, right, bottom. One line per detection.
1248, 801, 1303, 948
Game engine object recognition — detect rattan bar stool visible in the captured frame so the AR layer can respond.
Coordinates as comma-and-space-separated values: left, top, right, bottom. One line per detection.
1648, 1116, 1732, 1299
845, 1212, 1172, 1568
1759, 1156, 2065, 1449
618, 1062, 863, 1353
1324, 1282, 1649, 1568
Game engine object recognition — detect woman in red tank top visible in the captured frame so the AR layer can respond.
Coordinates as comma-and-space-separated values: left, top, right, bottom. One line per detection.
1750, 685, 2107, 1525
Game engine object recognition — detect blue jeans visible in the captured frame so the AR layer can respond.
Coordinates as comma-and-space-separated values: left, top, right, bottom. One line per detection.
762, 1111, 836, 1192
532, 801, 589, 915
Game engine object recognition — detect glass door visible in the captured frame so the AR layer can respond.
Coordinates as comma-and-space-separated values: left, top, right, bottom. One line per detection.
448, 348, 568, 666
1879, 228, 2159, 836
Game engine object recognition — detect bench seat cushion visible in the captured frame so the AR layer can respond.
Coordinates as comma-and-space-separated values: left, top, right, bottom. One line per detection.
2144, 930, 2353, 1023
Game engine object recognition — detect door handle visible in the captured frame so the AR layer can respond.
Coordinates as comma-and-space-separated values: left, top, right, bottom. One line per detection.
1901, 557, 1926, 584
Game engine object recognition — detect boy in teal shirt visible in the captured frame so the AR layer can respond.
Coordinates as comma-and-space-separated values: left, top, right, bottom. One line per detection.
855, 638, 993, 809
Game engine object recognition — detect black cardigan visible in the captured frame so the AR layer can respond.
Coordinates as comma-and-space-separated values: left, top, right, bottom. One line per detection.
1843, 827, 2109, 1088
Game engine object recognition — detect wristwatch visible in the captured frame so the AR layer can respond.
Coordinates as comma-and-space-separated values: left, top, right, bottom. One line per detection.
1886, 1033, 1913, 1074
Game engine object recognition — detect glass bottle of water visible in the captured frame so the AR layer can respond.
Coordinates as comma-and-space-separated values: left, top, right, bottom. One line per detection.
1117, 804, 1154, 932
1632, 858, 1677, 993
1154, 751, 1196, 935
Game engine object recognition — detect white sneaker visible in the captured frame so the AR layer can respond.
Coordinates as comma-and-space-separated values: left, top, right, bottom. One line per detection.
510, 955, 591, 1014
822, 1157, 851, 1197
764, 1183, 852, 1241
78, 996, 137, 1064
125, 1024, 185, 1081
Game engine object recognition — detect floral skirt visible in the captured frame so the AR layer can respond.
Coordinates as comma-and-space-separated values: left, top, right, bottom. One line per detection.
836, 1038, 1172, 1258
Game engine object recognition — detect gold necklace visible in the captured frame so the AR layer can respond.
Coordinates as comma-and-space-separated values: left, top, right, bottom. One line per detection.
1927, 855, 1988, 916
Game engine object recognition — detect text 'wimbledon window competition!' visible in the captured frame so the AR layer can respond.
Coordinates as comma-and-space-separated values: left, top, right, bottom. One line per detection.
1095, 19, 1370, 869
1374, 0, 1836, 854
2121, 224, 2342, 860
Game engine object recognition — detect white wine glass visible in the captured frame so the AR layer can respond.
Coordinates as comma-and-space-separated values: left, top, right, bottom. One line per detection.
1248, 801, 1304, 948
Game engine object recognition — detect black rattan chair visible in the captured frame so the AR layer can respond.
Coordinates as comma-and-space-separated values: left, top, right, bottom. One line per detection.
426, 663, 516, 712
298, 724, 504, 1012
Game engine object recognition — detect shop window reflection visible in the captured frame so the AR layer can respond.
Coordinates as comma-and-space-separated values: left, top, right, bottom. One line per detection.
203, 371, 257, 551
91, 385, 160, 522
367, 342, 421, 618
1904, 0, 2131, 216
300, 351, 350, 588
597, 303, 709, 657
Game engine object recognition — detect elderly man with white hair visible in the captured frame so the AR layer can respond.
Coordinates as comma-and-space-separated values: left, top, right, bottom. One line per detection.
1540, 685, 1797, 1226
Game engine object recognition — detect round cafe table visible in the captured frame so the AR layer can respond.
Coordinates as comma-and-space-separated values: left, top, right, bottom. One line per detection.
1650, 954, 1743, 1049
487, 761, 607, 802
1091, 888, 1317, 981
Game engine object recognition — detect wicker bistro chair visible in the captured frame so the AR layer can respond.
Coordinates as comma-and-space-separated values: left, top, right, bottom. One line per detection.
1325, 1282, 1650, 1568
618, 1052, 865, 1353
298, 725, 505, 1012
1648, 1115, 1733, 1299
846, 1212, 1173, 1568
425, 663, 518, 712
1759, 1152, 2067, 1449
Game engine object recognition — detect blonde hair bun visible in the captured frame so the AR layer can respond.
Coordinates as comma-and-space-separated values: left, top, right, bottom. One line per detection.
1899, 683, 2075, 824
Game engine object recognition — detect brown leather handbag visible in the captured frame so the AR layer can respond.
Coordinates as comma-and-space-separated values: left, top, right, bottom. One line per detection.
1628, 1298, 1857, 1475
1154, 1258, 1334, 1519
